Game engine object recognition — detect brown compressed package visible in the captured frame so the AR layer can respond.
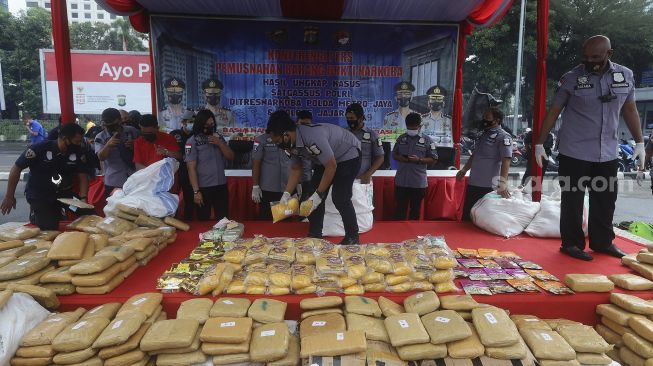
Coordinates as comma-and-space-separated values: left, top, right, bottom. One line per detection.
52, 347, 96, 364
345, 312, 389, 342
47, 232, 89, 260
21, 308, 86, 346
597, 303, 646, 326
345, 296, 382, 318
301, 313, 347, 339
177, 298, 213, 324
627, 261, 653, 281
116, 203, 147, 216
300, 329, 367, 358
164, 216, 190, 231
300, 296, 343, 310
611, 293, 653, 315
6, 284, 59, 309
576, 352, 612, 365
103, 349, 146, 366
378, 296, 405, 317
81, 303, 121, 321
0, 226, 39, 241
620, 346, 646, 366
95, 246, 135, 262
638, 252, 653, 264
268, 334, 300, 366
472, 306, 520, 347
248, 298, 287, 323
201, 340, 249, 355
200, 317, 252, 344
0, 256, 15, 268
557, 323, 612, 353
121, 262, 138, 279
404, 291, 440, 315
134, 246, 155, 261
447, 322, 485, 359
8, 356, 52, 366
98, 322, 150, 359
564, 274, 614, 292
36, 230, 60, 241
607, 347, 621, 363
485, 338, 528, 360
608, 274, 653, 290
212, 353, 250, 365
144, 305, 163, 324
149, 328, 201, 355
397, 343, 447, 361
0, 244, 36, 258
155, 350, 206, 366
123, 237, 154, 252
519, 328, 576, 361
40, 266, 72, 283
42, 283, 75, 295
0, 289, 12, 309
118, 256, 137, 272
67, 215, 104, 233
209, 297, 251, 318
0, 257, 51, 281
440, 294, 480, 311
250, 322, 291, 362
624, 332, 653, 358
70, 256, 117, 275
595, 323, 624, 346
0, 265, 54, 288
0, 240, 23, 251
384, 313, 430, 347
538, 360, 581, 366
630, 317, 653, 343
602, 316, 634, 336
18, 246, 50, 259
300, 308, 343, 320
15, 345, 55, 358
75, 274, 124, 295
117, 292, 162, 317
512, 315, 552, 331
52, 317, 110, 352
421, 309, 471, 344
92, 312, 147, 348
139, 318, 199, 352
542, 318, 580, 331
88, 233, 109, 252
96, 216, 137, 236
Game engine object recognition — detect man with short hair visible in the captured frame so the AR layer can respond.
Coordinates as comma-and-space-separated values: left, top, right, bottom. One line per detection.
1, 123, 89, 229
23, 113, 46, 145
95, 108, 139, 196
133, 114, 181, 170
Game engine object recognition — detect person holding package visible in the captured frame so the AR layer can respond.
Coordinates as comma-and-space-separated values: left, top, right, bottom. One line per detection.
267, 110, 362, 244
393, 113, 437, 220
95, 108, 139, 197
251, 128, 292, 220
185, 109, 235, 221
456, 107, 513, 221
133, 114, 181, 170
534, 35, 645, 261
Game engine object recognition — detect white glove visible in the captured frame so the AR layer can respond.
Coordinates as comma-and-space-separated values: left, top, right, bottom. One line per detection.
534, 144, 548, 168
251, 185, 262, 203
636, 171, 645, 186
634, 142, 646, 170
303, 192, 323, 215
280, 191, 291, 204
296, 184, 303, 198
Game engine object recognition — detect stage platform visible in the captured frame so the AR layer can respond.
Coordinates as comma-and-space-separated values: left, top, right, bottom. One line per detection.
58, 221, 650, 325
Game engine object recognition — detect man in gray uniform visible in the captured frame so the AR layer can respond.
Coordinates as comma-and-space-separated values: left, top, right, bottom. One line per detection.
267, 110, 362, 244
202, 78, 235, 129
456, 107, 513, 221
95, 108, 139, 197
422, 85, 455, 169
346, 103, 384, 184
393, 113, 438, 220
535, 35, 646, 261
383, 81, 416, 130
159, 77, 187, 132
251, 131, 291, 220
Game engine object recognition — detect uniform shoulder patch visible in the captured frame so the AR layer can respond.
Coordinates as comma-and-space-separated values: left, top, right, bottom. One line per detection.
430, 143, 437, 150
377, 138, 383, 147
504, 138, 512, 146
25, 149, 36, 159
308, 144, 321, 155
363, 132, 371, 140
185, 143, 192, 154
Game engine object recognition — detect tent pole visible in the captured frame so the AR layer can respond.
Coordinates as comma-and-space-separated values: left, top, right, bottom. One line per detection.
51, 0, 74, 124
149, 38, 156, 116
531, 0, 549, 202
454, 23, 472, 169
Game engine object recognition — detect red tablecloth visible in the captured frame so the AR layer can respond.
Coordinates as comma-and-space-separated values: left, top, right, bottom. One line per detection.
58, 221, 649, 325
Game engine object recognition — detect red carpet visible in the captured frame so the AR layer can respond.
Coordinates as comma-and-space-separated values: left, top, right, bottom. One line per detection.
58, 221, 649, 324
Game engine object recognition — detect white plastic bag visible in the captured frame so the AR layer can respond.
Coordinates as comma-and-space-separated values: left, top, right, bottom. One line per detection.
322, 181, 374, 236
104, 158, 180, 218
524, 194, 589, 238
471, 190, 540, 238
0, 293, 51, 365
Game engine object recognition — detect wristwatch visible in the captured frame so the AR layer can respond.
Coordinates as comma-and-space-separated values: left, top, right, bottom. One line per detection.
316, 190, 327, 200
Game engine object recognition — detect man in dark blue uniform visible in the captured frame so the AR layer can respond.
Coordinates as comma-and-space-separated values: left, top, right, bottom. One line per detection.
1, 123, 89, 230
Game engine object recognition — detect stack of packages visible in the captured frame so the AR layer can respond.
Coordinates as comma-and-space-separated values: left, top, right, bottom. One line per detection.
109, 203, 190, 233
595, 293, 653, 366
621, 247, 653, 284
0, 226, 55, 289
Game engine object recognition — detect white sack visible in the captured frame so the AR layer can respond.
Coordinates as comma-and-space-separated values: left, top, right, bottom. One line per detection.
322, 180, 374, 237
0, 293, 51, 365
471, 190, 540, 238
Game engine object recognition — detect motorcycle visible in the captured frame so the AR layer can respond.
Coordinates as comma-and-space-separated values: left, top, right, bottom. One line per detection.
618, 139, 639, 172
511, 140, 526, 167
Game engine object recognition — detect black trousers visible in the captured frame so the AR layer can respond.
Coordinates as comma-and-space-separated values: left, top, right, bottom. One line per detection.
521, 158, 549, 186
558, 154, 618, 251
29, 192, 95, 230
462, 185, 494, 221
104, 185, 117, 199
178, 167, 195, 220
260, 190, 283, 221
394, 186, 426, 220
197, 184, 229, 221
308, 155, 361, 238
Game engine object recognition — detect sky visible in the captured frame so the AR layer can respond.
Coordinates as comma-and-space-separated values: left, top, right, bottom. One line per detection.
8, 0, 26, 15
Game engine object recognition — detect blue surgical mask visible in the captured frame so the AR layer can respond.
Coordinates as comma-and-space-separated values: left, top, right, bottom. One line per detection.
406, 129, 419, 137
185, 123, 194, 131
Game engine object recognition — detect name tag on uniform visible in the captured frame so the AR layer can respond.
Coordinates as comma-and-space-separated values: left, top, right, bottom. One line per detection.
611, 82, 629, 88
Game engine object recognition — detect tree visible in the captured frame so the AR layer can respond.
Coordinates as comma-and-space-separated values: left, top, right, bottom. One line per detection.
69, 19, 147, 51
69, 21, 111, 50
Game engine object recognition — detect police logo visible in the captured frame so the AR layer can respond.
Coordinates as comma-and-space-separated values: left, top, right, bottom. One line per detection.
490, 133, 498, 139
377, 139, 383, 147
174, 134, 182, 143
209, 81, 216, 88
363, 132, 371, 140
25, 149, 36, 159
430, 143, 436, 150
612, 72, 625, 83
51, 174, 62, 186
504, 138, 512, 146
171, 79, 179, 87
266, 137, 272, 143
46, 151, 53, 161
418, 138, 425, 144
185, 144, 192, 154
308, 144, 321, 155
69, 153, 77, 161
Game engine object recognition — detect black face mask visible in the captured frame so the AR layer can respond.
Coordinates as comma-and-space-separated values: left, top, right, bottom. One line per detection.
347, 119, 359, 130
429, 102, 444, 111
583, 58, 607, 73
168, 94, 182, 105
142, 133, 156, 142
65, 140, 81, 153
277, 134, 293, 150
398, 97, 411, 108
480, 119, 495, 129
207, 95, 220, 106
203, 124, 215, 135
106, 124, 122, 135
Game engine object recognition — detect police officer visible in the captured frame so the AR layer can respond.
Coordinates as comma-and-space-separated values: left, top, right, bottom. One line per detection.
170, 110, 196, 220
535, 35, 646, 261
346, 103, 384, 183
267, 111, 362, 244
296, 110, 314, 200
95, 108, 139, 197
202, 78, 235, 129
185, 109, 235, 220
1, 123, 89, 230
422, 85, 455, 169
456, 107, 513, 221
251, 130, 291, 220
384, 81, 416, 130
159, 77, 187, 132
393, 113, 437, 220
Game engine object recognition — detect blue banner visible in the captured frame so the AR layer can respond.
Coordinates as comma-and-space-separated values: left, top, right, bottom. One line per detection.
152, 16, 458, 143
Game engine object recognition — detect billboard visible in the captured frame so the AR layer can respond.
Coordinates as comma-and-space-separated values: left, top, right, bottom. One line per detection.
152, 16, 458, 143
40, 49, 152, 114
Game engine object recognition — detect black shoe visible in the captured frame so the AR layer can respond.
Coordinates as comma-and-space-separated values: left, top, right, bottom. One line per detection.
307, 233, 323, 239
560, 246, 593, 261
593, 244, 626, 258
339, 236, 360, 245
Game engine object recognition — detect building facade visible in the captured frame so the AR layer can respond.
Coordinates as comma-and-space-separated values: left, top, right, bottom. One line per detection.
25, 0, 116, 23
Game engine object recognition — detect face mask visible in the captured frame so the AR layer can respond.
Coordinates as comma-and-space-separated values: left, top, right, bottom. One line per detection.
429, 101, 444, 111
207, 95, 220, 105
347, 119, 359, 130
168, 94, 182, 104
480, 119, 495, 129
277, 134, 294, 150
65, 140, 81, 153
406, 129, 419, 137
142, 133, 156, 142
106, 124, 121, 134
398, 97, 411, 108
185, 123, 193, 131
203, 124, 215, 135
583, 58, 607, 73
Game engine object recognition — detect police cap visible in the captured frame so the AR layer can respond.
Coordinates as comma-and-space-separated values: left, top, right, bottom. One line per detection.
202, 78, 224, 92
164, 77, 185, 91
394, 81, 416, 93
426, 85, 447, 98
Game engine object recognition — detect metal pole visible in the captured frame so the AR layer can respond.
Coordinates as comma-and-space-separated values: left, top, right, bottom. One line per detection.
513, 0, 527, 133
51, 0, 74, 124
